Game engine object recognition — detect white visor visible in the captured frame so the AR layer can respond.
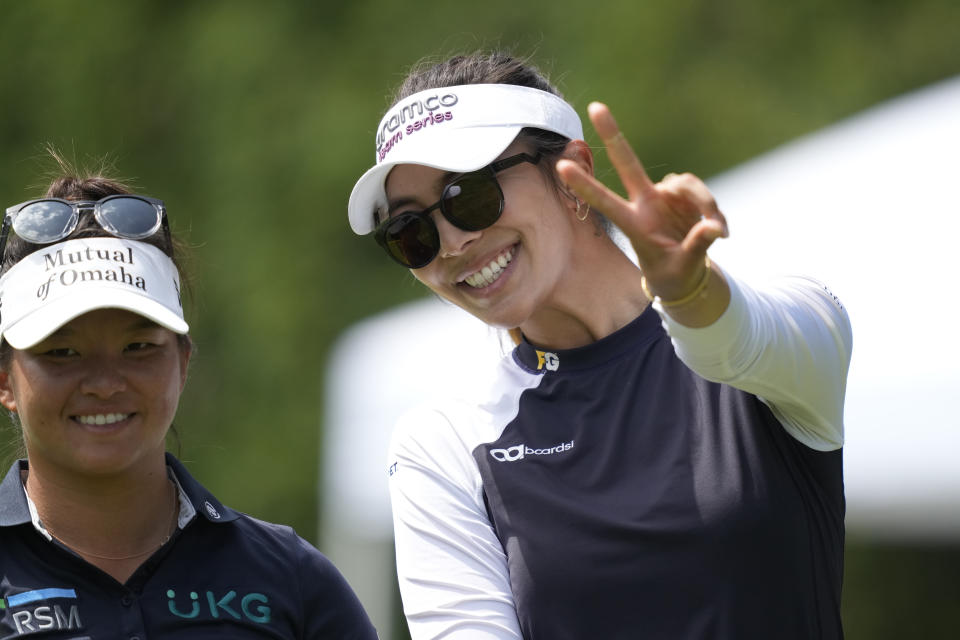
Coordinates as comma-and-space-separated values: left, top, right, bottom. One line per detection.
0, 237, 189, 349
348, 83, 583, 235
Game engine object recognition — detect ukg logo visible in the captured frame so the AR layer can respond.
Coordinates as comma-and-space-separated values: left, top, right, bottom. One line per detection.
489, 440, 574, 462
166, 589, 270, 624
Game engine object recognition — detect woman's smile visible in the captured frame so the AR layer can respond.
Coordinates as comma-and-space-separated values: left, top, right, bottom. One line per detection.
460, 244, 517, 289
73, 412, 134, 427
0, 308, 189, 477
387, 150, 581, 330
70, 413, 137, 433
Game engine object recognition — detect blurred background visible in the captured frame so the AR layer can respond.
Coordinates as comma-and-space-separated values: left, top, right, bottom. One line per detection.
2, 1, 958, 638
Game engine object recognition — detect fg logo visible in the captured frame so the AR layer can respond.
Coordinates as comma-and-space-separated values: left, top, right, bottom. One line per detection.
489, 445, 525, 462
536, 351, 559, 371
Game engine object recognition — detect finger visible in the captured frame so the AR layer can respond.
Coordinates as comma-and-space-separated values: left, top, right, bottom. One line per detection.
556, 158, 635, 226
657, 177, 703, 222
658, 173, 730, 238
669, 173, 723, 218
652, 178, 708, 243
587, 102, 656, 202
681, 217, 728, 255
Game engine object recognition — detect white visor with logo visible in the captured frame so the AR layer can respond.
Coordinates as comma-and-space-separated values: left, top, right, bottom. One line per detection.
0, 237, 188, 349
348, 83, 584, 235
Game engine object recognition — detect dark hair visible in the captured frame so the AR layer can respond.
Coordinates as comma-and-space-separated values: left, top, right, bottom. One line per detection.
393, 52, 560, 99
393, 52, 573, 194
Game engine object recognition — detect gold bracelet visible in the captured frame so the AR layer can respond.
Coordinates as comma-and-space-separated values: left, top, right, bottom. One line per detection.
641, 256, 712, 308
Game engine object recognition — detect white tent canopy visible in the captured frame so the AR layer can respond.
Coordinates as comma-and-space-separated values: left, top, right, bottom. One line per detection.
321, 76, 960, 635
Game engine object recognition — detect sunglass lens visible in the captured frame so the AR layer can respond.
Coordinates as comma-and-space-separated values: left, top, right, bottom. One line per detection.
442, 172, 503, 231
98, 197, 161, 239
382, 213, 439, 268
13, 201, 76, 244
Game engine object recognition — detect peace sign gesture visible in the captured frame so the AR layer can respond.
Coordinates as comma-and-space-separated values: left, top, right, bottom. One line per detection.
557, 102, 730, 321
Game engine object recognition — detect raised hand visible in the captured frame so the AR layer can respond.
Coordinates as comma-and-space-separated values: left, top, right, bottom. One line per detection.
557, 102, 729, 307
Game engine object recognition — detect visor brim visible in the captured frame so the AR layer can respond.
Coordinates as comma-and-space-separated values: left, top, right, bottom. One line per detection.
3, 288, 189, 349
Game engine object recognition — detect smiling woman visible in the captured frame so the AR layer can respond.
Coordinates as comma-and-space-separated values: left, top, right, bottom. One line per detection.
348, 52, 854, 639
0, 159, 379, 639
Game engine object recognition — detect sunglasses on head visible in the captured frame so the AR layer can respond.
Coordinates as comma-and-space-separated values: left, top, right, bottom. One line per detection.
374, 152, 541, 268
1, 194, 169, 261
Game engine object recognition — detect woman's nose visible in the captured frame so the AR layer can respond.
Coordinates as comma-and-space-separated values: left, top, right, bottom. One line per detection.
434, 211, 482, 259
78, 358, 127, 398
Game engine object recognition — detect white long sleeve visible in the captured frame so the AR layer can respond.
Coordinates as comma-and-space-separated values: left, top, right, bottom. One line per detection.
388, 400, 526, 640
655, 271, 853, 450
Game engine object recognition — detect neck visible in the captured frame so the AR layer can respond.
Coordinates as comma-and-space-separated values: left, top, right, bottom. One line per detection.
520, 234, 649, 350
24, 454, 177, 576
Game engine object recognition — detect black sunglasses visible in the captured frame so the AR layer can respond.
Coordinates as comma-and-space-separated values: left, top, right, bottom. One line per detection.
374, 152, 541, 268
1, 195, 169, 262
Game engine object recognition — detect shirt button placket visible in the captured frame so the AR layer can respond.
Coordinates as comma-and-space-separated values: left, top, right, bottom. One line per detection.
119, 591, 147, 640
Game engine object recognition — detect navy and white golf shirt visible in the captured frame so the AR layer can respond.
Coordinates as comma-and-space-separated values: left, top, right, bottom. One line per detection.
0, 454, 378, 639
388, 274, 852, 639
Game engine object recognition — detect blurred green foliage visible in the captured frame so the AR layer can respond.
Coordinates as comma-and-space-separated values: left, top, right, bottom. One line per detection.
2, 1, 958, 637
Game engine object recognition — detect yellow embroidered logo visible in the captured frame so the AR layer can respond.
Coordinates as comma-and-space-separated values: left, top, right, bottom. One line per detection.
535, 350, 559, 371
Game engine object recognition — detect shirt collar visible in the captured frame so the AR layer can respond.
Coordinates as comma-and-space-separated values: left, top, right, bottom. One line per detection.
0, 459, 31, 527
512, 303, 664, 374
0, 453, 239, 531
164, 453, 239, 524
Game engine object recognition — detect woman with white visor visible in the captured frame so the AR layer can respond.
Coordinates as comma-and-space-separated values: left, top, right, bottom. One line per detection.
0, 163, 379, 639
348, 52, 852, 639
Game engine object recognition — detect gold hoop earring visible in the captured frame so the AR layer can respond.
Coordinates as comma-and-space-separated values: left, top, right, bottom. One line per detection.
575, 199, 590, 222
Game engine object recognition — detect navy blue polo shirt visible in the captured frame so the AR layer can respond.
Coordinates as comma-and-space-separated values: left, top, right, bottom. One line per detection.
0, 454, 378, 639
